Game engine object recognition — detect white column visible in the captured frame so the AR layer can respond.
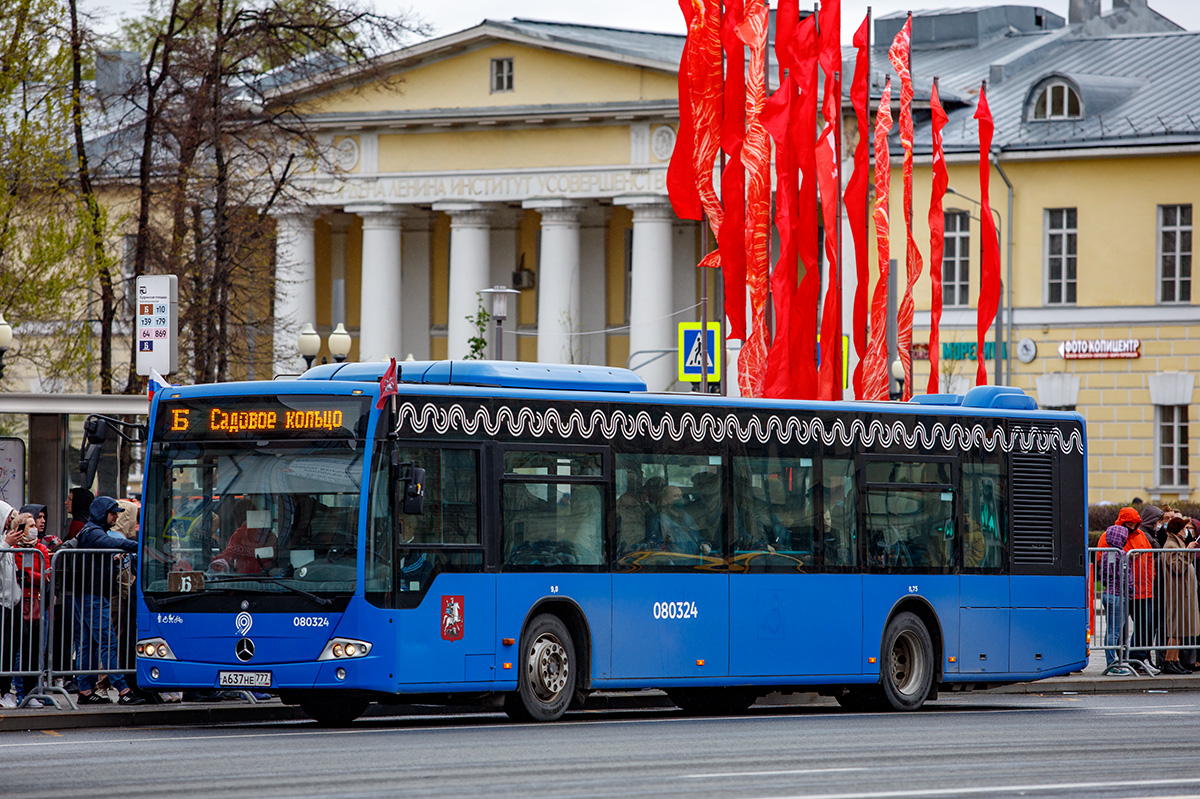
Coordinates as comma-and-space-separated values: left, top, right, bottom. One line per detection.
328, 213, 352, 326
401, 210, 433, 361
615, 195, 675, 391
525, 198, 584, 364
348, 205, 404, 363
273, 210, 317, 375
579, 206, 610, 365
434, 202, 493, 360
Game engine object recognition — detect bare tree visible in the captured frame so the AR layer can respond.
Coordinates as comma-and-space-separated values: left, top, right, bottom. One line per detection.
106, 0, 427, 384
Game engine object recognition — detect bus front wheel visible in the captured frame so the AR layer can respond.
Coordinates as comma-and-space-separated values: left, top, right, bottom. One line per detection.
879, 612, 934, 711
299, 693, 369, 726
506, 614, 576, 722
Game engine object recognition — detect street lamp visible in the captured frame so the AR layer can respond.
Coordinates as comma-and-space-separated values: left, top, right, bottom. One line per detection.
890, 359, 906, 401
328, 323, 353, 363
297, 322, 321, 370
479, 285, 521, 361
0, 312, 11, 380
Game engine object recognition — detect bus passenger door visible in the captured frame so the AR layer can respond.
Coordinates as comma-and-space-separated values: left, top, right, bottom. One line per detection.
610, 454, 729, 680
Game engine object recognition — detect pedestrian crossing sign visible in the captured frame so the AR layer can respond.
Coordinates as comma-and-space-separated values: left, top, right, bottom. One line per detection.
678, 322, 721, 383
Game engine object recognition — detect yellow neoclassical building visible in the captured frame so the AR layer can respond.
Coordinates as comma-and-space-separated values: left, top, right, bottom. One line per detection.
877, 2, 1199, 504
266, 18, 715, 395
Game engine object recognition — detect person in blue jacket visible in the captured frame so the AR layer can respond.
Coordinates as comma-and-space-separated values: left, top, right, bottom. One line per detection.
74, 497, 144, 705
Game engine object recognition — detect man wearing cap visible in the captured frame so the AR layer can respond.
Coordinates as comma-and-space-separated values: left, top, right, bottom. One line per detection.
1128, 505, 1162, 675
73, 497, 143, 705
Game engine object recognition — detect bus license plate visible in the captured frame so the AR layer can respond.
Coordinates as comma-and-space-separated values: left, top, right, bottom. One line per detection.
218, 671, 272, 688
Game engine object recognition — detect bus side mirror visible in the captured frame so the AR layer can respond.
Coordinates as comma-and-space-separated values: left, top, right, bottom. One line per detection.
77, 417, 108, 487
401, 467, 425, 515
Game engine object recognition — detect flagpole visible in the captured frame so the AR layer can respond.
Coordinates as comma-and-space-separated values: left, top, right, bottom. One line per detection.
700, 214, 708, 394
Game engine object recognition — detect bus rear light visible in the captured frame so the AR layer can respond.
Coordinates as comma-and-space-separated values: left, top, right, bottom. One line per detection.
318, 637, 372, 661
137, 638, 177, 661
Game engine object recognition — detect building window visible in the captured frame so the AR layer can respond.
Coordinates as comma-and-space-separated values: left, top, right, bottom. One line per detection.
942, 211, 970, 307
491, 58, 513, 92
1032, 81, 1081, 120
1158, 405, 1189, 489
1159, 204, 1192, 304
1045, 208, 1077, 305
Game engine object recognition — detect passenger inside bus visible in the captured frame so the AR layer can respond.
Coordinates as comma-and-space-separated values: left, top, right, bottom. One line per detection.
210, 503, 277, 574
645, 479, 706, 556
615, 469, 649, 556
685, 471, 723, 556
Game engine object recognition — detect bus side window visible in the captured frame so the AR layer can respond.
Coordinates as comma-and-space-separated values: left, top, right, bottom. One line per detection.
822, 458, 858, 569
962, 458, 1007, 572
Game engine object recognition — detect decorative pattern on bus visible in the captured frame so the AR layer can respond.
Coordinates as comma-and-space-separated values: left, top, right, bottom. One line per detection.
392, 403, 1084, 454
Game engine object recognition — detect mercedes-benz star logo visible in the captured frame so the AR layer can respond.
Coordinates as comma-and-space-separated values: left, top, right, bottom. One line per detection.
235, 638, 255, 662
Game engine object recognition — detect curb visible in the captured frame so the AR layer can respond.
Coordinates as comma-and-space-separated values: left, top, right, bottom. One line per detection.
4, 678, 1199, 731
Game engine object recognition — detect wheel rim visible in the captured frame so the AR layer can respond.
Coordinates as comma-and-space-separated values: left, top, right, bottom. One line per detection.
889, 629, 927, 697
527, 632, 569, 702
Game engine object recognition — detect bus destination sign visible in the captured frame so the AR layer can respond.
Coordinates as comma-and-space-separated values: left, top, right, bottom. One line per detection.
157, 397, 369, 440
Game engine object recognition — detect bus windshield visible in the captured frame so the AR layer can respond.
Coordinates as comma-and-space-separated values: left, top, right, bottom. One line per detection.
142, 440, 365, 598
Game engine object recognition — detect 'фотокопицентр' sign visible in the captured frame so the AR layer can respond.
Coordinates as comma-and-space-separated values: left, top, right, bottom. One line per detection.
1057, 339, 1141, 360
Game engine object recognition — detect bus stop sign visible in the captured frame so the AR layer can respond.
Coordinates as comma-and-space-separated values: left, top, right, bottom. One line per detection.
678, 322, 721, 383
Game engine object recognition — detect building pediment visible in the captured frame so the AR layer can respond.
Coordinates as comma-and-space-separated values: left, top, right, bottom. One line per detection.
273, 20, 682, 120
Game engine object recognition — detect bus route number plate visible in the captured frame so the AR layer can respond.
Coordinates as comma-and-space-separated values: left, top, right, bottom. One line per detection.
167, 571, 205, 593
218, 671, 272, 688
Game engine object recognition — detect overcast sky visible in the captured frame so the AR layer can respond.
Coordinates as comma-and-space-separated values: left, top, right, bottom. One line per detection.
89, 1, 1200, 46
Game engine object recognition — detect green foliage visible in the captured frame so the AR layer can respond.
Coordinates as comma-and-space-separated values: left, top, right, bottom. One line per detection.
0, 0, 103, 390
464, 293, 491, 360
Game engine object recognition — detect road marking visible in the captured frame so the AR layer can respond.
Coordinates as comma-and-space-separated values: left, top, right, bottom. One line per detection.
40, 731, 61, 737
688, 768, 866, 779
749, 777, 1200, 799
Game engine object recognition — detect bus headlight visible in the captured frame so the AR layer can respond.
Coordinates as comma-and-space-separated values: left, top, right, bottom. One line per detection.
137, 638, 177, 660
318, 637, 372, 661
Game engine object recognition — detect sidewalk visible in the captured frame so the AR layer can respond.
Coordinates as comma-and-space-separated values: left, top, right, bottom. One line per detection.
2, 650, 1195, 732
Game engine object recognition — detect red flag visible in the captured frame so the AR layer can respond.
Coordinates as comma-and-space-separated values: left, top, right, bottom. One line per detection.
376, 357, 398, 410
863, 79, 893, 401
927, 80, 949, 396
687, 0, 725, 269
889, 16, 922, 401
788, 13, 820, 399
975, 83, 1001, 386
762, 3, 806, 399
815, 0, 843, 401
667, 0, 702, 221
846, 14, 870, 398
718, 0, 747, 340
735, 3, 771, 397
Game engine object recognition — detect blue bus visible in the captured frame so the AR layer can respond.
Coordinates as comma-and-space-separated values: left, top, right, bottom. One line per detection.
136, 360, 1088, 723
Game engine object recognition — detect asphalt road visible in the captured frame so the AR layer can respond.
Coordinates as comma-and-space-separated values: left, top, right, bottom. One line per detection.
4, 693, 1197, 799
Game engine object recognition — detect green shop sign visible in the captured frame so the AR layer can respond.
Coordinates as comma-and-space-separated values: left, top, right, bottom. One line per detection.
943, 342, 1007, 361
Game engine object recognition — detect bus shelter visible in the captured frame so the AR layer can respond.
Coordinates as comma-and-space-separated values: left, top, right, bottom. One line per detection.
0, 393, 149, 537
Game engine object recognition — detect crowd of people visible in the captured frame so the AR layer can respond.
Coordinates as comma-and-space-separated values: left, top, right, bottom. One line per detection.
1096, 503, 1200, 676
0, 490, 149, 708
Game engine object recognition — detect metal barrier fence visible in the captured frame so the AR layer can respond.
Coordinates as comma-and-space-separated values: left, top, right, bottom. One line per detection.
0, 547, 136, 709
1090, 545, 1200, 676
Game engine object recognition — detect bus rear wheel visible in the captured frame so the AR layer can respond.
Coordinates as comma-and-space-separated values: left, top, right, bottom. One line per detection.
668, 688, 757, 716
879, 612, 934, 711
299, 693, 369, 726
505, 614, 576, 722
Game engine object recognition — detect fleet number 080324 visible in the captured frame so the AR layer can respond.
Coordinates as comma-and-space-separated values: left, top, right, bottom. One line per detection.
653, 601, 699, 620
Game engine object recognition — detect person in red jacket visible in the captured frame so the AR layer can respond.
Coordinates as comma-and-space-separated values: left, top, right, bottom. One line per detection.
11, 512, 50, 707
1128, 505, 1161, 674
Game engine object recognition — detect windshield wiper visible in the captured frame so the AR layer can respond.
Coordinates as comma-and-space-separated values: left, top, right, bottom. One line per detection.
207, 575, 334, 607
150, 590, 224, 608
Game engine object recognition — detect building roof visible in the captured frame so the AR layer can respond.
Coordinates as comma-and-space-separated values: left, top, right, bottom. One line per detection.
928, 29, 1200, 153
